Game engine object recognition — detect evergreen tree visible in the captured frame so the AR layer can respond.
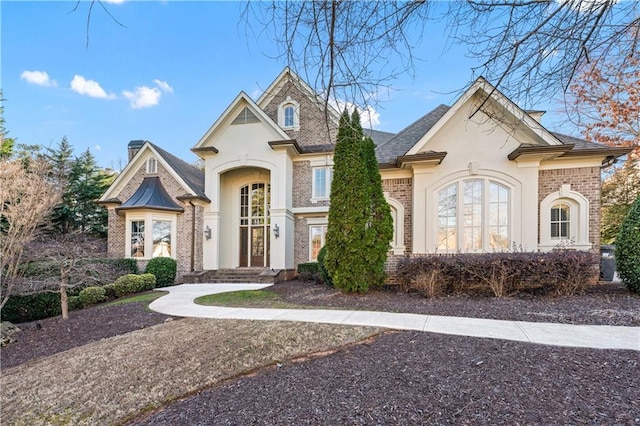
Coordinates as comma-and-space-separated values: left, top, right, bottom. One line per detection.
325, 109, 393, 292
362, 133, 394, 287
69, 149, 114, 236
615, 195, 640, 293
46, 137, 75, 234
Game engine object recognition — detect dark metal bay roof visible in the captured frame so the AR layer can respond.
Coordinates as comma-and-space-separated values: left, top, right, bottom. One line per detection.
117, 176, 184, 213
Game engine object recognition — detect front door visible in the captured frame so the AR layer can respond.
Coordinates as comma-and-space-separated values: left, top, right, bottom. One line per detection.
239, 182, 270, 267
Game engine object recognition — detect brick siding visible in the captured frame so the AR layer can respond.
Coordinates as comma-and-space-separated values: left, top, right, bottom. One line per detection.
538, 167, 601, 252
382, 177, 413, 251
262, 80, 337, 148
103, 161, 204, 282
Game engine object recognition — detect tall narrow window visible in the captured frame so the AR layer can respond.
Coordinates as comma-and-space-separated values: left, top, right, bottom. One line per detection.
438, 183, 457, 251
131, 220, 145, 257
284, 105, 295, 127
152, 220, 172, 257
551, 203, 570, 239
309, 224, 328, 261
489, 183, 510, 249
463, 180, 483, 251
312, 167, 332, 199
146, 158, 157, 174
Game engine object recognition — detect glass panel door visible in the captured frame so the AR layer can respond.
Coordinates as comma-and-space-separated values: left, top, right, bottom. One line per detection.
239, 182, 270, 267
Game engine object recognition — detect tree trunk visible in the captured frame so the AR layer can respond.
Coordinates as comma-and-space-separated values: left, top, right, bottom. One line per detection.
60, 283, 69, 320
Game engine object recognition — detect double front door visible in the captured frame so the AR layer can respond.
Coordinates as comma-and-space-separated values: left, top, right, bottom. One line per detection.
239, 182, 270, 267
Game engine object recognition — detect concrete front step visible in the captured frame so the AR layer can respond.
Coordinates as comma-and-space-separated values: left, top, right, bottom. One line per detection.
182, 268, 295, 284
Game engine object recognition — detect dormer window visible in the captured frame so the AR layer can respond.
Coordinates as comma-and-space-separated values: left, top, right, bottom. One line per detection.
278, 98, 300, 130
146, 158, 157, 174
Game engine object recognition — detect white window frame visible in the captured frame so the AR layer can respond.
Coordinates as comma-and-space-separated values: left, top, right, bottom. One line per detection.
125, 211, 178, 260
277, 98, 300, 130
385, 194, 406, 255
307, 218, 328, 261
435, 178, 512, 253
146, 157, 157, 174
539, 184, 590, 251
311, 166, 332, 201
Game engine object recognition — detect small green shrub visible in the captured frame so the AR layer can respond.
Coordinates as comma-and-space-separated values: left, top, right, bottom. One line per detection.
67, 296, 83, 311
1, 292, 61, 323
111, 257, 139, 274
317, 246, 333, 287
297, 262, 319, 281
144, 257, 177, 288
616, 195, 640, 293
78, 286, 108, 306
103, 283, 117, 300
139, 273, 157, 291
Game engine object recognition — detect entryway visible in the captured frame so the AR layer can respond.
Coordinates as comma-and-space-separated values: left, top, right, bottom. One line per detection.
239, 182, 270, 267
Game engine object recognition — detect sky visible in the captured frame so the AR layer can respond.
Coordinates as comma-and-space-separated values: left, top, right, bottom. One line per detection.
2, 1, 572, 171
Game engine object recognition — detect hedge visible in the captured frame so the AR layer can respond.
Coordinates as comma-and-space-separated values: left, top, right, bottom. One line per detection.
398, 251, 598, 297
144, 257, 176, 288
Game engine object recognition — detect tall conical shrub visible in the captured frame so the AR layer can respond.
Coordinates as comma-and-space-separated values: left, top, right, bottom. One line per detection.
324, 110, 393, 292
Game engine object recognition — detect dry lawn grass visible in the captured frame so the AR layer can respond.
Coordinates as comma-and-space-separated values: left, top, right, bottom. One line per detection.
1, 318, 380, 425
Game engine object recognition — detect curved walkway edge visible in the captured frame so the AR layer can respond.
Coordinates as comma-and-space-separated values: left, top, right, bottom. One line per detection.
149, 284, 640, 351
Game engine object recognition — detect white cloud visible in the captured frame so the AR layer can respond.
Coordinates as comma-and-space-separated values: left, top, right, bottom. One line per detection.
21, 70, 56, 87
332, 100, 381, 129
122, 79, 173, 109
153, 79, 173, 93
102, 0, 126, 4
94, 145, 101, 151
70, 75, 115, 99
122, 86, 162, 109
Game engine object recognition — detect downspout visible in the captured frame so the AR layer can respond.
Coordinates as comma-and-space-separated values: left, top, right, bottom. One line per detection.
189, 201, 196, 272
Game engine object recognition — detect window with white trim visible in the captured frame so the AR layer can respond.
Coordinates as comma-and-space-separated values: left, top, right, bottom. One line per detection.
437, 179, 510, 252
309, 224, 328, 261
539, 185, 590, 251
127, 213, 177, 259
278, 98, 300, 130
146, 158, 157, 174
312, 166, 332, 199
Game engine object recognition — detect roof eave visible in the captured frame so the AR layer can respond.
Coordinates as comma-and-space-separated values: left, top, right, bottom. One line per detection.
508, 144, 574, 161
396, 151, 447, 168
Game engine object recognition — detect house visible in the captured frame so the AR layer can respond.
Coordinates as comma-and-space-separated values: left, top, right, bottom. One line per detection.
98, 68, 632, 283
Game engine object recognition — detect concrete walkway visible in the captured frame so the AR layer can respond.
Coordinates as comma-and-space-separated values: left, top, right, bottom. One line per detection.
149, 284, 640, 351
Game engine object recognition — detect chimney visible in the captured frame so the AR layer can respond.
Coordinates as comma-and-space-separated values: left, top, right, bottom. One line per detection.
128, 140, 146, 162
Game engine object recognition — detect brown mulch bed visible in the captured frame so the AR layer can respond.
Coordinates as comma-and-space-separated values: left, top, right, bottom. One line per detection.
1, 300, 172, 369
133, 331, 639, 426
269, 280, 640, 326
2, 281, 638, 425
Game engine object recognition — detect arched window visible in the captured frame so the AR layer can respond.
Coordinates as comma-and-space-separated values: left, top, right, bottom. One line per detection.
278, 98, 300, 130
539, 185, 590, 251
146, 157, 157, 174
437, 179, 510, 252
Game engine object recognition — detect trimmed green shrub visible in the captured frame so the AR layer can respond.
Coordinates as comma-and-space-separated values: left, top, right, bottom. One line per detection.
615, 195, 640, 293
68, 296, 83, 311
1, 292, 61, 323
297, 262, 319, 281
139, 273, 157, 291
144, 257, 177, 287
103, 283, 117, 300
78, 286, 108, 306
111, 258, 139, 274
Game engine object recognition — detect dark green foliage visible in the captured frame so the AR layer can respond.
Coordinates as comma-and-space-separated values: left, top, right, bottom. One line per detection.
325, 110, 393, 293
67, 296, 83, 311
601, 158, 640, 244
144, 257, 177, 287
615, 195, 640, 293
297, 262, 319, 281
78, 286, 107, 306
398, 251, 599, 297
103, 283, 117, 300
362, 136, 394, 287
110, 257, 139, 274
316, 245, 333, 287
138, 273, 157, 291
1, 292, 61, 323
45, 140, 115, 237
